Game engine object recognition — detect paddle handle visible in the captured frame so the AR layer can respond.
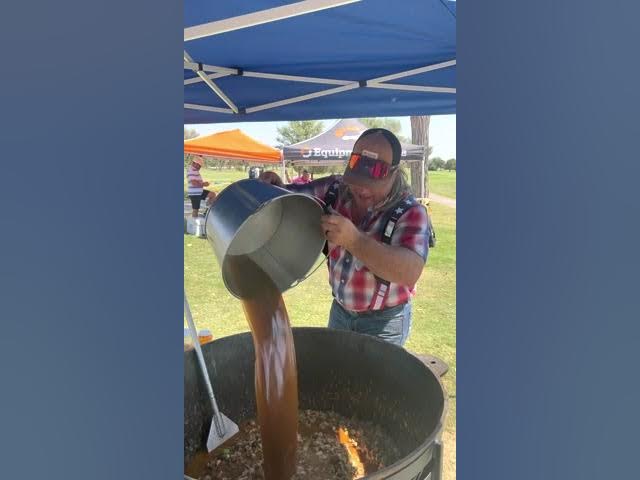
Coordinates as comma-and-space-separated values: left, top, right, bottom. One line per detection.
184, 292, 226, 438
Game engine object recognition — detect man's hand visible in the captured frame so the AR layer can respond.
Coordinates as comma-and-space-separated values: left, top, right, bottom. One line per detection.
320, 214, 361, 250
258, 171, 284, 187
202, 181, 210, 187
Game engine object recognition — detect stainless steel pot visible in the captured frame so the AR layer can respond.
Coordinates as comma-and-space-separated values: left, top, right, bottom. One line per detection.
204, 179, 325, 298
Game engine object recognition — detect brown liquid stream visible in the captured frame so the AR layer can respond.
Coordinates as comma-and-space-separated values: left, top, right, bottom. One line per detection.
226, 255, 298, 480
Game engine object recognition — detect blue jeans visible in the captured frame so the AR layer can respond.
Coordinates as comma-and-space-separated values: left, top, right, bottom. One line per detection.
328, 299, 412, 347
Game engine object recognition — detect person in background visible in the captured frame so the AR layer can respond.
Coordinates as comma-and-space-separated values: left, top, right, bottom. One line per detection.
259, 129, 430, 347
248, 166, 262, 179
186, 157, 216, 218
285, 168, 312, 185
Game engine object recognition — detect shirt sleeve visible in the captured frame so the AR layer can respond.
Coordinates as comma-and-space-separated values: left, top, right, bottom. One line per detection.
390, 204, 430, 261
285, 174, 342, 200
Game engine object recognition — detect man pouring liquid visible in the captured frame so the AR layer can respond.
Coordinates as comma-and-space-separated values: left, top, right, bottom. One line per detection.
260, 129, 431, 347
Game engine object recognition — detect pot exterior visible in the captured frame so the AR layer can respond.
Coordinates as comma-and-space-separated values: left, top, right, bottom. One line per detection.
184, 328, 446, 480
204, 180, 325, 297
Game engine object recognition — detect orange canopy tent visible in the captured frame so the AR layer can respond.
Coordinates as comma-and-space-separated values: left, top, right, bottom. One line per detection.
184, 129, 282, 164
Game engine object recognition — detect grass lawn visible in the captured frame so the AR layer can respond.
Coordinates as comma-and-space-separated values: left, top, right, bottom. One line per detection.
428, 171, 456, 199
184, 174, 457, 478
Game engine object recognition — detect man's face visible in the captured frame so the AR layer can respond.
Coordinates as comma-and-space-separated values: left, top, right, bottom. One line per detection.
346, 134, 395, 210
192, 162, 202, 171
302, 171, 310, 181
348, 175, 395, 210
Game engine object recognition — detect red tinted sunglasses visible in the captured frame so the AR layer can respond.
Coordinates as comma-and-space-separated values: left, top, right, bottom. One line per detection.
348, 153, 395, 179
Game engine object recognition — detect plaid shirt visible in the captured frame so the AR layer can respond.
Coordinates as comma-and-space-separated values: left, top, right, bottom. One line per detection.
288, 175, 429, 312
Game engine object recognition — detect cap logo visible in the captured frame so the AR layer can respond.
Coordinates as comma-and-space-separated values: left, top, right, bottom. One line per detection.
361, 149, 379, 159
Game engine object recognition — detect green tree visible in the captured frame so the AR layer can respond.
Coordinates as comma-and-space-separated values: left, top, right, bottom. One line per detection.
429, 157, 445, 171
445, 158, 456, 171
276, 121, 325, 147
359, 118, 409, 143
184, 127, 198, 140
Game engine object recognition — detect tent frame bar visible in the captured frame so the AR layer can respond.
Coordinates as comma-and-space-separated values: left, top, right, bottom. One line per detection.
184, 62, 239, 75
184, 70, 353, 87
184, 103, 233, 114
247, 84, 359, 113
367, 83, 456, 94
184, 0, 361, 42
183, 60, 455, 88
184, 58, 456, 116
184, 51, 239, 113
184, 65, 353, 87
370, 59, 456, 83
184, 72, 230, 85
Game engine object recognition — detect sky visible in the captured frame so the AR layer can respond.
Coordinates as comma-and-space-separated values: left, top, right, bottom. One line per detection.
190, 114, 456, 160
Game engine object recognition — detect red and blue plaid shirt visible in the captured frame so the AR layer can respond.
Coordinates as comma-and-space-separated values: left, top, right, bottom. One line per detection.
288, 175, 429, 312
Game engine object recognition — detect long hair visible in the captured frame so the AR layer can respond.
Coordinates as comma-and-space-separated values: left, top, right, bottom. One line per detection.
339, 167, 413, 211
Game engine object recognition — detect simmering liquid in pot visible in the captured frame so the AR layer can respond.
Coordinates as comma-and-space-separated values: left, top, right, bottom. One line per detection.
226, 255, 298, 480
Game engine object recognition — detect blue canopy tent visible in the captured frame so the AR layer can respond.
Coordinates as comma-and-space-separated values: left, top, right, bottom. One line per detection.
184, 0, 456, 124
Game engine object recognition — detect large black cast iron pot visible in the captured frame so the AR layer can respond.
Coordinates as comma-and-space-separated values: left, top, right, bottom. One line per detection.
185, 328, 446, 480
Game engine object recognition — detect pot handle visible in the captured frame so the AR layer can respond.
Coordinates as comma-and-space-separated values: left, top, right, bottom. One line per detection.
289, 252, 328, 290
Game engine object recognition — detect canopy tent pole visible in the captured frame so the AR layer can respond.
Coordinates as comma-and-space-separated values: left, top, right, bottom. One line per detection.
184, 51, 239, 113
183, 63, 239, 75
420, 155, 426, 198
184, 72, 229, 86
369, 59, 456, 83
184, 0, 361, 42
186, 58, 455, 81
367, 83, 456, 94
184, 59, 456, 116
247, 84, 359, 114
184, 103, 233, 114
185, 69, 353, 87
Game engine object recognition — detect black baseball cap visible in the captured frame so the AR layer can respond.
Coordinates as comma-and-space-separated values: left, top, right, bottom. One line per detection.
343, 128, 402, 187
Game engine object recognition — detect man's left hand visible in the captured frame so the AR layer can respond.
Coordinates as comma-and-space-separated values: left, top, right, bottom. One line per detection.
320, 214, 361, 250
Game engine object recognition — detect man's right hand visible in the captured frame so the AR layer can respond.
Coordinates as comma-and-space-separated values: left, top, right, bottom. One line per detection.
258, 171, 284, 187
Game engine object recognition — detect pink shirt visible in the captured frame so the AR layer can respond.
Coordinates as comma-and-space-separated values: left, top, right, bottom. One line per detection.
291, 176, 311, 185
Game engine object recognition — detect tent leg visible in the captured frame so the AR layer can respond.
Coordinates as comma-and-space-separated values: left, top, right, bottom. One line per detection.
420, 156, 425, 198
282, 156, 286, 181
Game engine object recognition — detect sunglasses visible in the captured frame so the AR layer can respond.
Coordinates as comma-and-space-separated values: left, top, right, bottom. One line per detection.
348, 153, 396, 179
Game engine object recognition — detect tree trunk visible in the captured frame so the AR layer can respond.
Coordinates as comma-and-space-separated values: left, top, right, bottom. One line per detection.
410, 116, 430, 197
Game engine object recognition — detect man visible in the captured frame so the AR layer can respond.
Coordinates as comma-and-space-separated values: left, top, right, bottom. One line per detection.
260, 129, 430, 346
285, 168, 312, 185
186, 157, 216, 218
